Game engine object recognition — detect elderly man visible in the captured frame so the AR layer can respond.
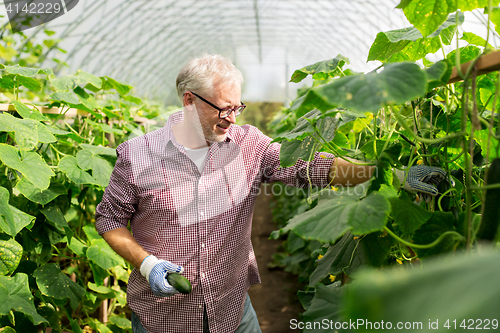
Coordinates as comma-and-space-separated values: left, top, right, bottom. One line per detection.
95, 54, 446, 333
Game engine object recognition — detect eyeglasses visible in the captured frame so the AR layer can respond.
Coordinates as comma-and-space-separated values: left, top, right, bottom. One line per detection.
189, 91, 246, 118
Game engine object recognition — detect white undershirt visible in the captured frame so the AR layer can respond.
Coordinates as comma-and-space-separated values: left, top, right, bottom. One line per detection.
184, 146, 210, 173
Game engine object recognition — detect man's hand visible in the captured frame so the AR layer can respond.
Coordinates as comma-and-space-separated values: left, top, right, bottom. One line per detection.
140, 255, 184, 297
396, 165, 454, 203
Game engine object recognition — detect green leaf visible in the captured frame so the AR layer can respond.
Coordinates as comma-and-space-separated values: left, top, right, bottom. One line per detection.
68, 238, 87, 257
0, 113, 14, 132
368, 12, 463, 62
79, 143, 116, 156
302, 283, 344, 333
287, 232, 306, 254
34, 264, 86, 310
460, 32, 493, 49
492, 7, 500, 36
0, 187, 15, 237
396, 0, 412, 9
273, 109, 340, 142
103, 77, 132, 95
17, 76, 42, 92
403, 2, 485, 37
58, 156, 98, 185
288, 91, 338, 119
413, 211, 458, 258
426, 59, 452, 89
49, 90, 80, 105
67, 310, 84, 333
49, 75, 86, 91
0, 190, 35, 236
277, 110, 350, 167
0, 113, 39, 150
89, 261, 109, 286
313, 62, 427, 113
0, 75, 15, 90
4, 65, 40, 77
297, 290, 315, 311
15, 178, 66, 205
0, 273, 48, 324
475, 129, 500, 161
360, 140, 402, 161
9, 206, 35, 236
279, 136, 317, 168
74, 86, 97, 111
75, 150, 113, 187
273, 117, 314, 142
75, 70, 102, 89
344, 249, 500, 330
446, 45, 481, 65
390, 191, 433, 235
123, 95, 142, 104
87, 281, 115, 296
290, 55, 349, 83
86, 239, 125, 270
40, 206, 69, 230
85, 119, 123, 135
309, 231, 394, 286
109, 316, 132, 330
279, 185, 392, 243
36, 124, 57, 144
83, 224, 102, 241
0, 144, 54, 189
0, 239, 22, 275
37, 303, 61, 331
11, 100, 49, 122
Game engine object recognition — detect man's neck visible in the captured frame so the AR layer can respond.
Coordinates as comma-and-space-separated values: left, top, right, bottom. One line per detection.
171, 120, 209, 149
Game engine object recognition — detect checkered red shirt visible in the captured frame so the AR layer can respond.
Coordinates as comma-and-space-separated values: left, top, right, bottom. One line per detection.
95, 111, 334, 333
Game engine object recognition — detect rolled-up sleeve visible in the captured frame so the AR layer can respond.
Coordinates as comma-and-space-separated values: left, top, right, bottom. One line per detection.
260, 138, 335, 189
95, 142, 138, 235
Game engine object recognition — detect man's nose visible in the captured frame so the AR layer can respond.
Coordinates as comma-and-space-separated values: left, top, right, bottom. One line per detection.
224, 110, 237, 124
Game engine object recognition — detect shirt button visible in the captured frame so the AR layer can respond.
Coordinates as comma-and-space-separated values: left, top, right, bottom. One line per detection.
201, 273, 205, 279
200, 212, 204, 216
201, 243, 205, 248
199, 305, 202, 309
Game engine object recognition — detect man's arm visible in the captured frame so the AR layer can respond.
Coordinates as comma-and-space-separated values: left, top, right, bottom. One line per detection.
102, 227, 149, 269
328, 157, 375, 186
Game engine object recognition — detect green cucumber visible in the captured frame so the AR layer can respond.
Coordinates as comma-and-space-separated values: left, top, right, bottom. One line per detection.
167, 273, 192, 294
477, 158, 500, 241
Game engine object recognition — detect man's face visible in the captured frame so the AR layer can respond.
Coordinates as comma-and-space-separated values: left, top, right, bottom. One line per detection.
194, 79, 241, 143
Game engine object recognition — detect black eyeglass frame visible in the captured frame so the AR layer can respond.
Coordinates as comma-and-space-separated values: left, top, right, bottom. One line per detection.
188, 91, 246, 119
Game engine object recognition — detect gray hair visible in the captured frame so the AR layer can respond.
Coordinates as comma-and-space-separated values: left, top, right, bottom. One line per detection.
176, 53, 244, 101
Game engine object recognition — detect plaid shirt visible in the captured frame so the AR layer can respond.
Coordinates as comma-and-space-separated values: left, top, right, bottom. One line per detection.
95, 111, 334, 333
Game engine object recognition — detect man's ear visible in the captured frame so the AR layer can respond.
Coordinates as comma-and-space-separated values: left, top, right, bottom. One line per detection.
183, 92, 195, 111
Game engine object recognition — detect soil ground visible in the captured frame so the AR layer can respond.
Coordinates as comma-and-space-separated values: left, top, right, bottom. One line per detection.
248, 189, 304, 333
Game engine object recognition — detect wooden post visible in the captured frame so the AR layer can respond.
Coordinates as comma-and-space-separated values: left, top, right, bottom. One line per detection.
448, 50, 500, 84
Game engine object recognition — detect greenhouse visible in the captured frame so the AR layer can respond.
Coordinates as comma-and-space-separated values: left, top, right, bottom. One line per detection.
0, 0, 499, 332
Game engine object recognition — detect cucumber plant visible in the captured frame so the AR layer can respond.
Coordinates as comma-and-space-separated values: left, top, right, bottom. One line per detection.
269, 2, 500, 329
0, 36, 167, 332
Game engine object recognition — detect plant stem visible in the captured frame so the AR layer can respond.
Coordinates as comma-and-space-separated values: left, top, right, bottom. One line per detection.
384, 226, 464, 250
392, 108, 466, 144
461, 76, 473, 249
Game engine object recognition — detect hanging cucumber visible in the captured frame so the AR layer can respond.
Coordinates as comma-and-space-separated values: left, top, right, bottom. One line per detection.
167, 273, 192, 294
477, 158, 500, 241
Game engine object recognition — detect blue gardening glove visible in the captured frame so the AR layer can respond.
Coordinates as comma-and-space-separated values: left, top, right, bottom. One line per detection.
140, 255, 184, 297
395, 165, 454, 203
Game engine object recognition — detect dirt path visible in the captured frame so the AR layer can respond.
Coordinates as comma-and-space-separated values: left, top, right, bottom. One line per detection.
248, 188, 303, 333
